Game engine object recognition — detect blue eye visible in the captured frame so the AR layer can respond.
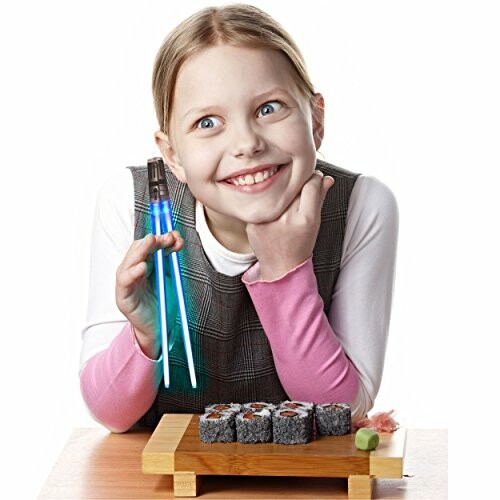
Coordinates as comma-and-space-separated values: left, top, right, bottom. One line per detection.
258, 101, 282, 117
197, 116, 222, 129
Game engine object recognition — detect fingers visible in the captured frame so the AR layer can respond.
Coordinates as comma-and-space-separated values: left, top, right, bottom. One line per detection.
116, 231, 184, 294
298, 170, 335, 214
312, 170, 335, 197
322, 175, 335, 197
121, 231, 184, 270
165, 231, 184, 253
116, 260, 148, 299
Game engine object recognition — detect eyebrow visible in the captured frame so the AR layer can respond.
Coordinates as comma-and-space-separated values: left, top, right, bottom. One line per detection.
181, 87, 294, 122
182, 105, 218, 122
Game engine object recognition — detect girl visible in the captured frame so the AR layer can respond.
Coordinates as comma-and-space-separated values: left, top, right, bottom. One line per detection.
80, 4, 398, 432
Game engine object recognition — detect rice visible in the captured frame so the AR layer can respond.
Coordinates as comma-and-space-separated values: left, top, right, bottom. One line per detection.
315, 402, 351, 436
272, 408, 313, 444
199, 411, 236, 443
236, 408, 272, 443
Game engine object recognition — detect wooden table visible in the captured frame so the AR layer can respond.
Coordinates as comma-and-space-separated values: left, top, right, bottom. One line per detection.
39, 427, 447, 499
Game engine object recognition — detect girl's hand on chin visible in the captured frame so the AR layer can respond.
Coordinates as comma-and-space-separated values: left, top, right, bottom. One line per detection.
246, 171, 335, 281
115, 231, 184, 358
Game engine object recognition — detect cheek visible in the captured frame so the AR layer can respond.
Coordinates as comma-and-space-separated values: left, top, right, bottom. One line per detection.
272, 117, 316, 154
181, 149, 219, 184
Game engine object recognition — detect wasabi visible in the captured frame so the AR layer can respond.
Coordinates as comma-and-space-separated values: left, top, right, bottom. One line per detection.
355, 428, 380, 451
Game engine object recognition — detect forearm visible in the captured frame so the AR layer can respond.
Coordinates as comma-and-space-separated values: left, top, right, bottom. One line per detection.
80, 323, 162, 432
243, 258, 359, 406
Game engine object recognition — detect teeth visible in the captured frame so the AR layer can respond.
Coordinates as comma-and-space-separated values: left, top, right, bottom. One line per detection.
231, 166, 279, 186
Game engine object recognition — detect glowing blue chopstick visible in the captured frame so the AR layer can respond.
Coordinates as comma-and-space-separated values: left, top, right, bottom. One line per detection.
149, 201, 170, 387
147, 157, 197, 389
159, 198, 197, 388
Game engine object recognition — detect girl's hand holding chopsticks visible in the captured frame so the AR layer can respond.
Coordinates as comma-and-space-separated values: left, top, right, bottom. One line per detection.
115, 231, 184, 359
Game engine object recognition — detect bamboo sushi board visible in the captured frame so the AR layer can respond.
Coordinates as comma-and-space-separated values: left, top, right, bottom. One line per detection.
142, 414, 406, 499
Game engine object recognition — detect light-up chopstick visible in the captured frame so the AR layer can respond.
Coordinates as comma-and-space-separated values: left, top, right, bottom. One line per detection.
147, 157, 197, 389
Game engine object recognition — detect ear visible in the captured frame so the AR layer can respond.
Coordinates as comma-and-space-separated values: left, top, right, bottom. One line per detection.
154, 130, 187, 183
311, 93, 325, 150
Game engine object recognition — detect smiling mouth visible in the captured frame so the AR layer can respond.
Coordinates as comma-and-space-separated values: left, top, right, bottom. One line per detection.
224, 165, 282, 186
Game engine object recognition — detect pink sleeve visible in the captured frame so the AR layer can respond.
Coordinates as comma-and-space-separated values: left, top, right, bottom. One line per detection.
242, 257, 359, 404
79, 323, 162, 432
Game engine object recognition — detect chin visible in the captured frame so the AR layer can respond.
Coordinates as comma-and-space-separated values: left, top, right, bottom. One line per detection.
243, 208, 284, 225
247, 195, 297, 223
245, 215, 273, 225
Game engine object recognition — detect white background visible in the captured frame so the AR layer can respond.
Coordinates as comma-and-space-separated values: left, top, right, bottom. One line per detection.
1, 1, 498, 498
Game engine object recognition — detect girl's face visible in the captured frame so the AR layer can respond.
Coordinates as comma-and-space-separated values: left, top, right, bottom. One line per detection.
157, 44, 323, 231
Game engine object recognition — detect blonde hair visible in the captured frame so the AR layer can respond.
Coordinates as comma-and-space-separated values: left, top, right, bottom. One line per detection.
152, 3, 316, 133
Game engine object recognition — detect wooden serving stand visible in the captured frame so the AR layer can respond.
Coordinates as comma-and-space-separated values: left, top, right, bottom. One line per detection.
142, 414, 406, 499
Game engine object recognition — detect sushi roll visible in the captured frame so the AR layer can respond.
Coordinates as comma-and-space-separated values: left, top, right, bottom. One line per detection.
243, 402, 277, 412
279, 400, 314, 415
236, 409, 273, 443
315, 402, 351, 436
272, 408, 313, 444
205, 403, 242, 414
199, 411, 236, 443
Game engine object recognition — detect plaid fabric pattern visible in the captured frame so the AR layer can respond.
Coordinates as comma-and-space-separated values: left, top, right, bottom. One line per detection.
127, 160, 359, 428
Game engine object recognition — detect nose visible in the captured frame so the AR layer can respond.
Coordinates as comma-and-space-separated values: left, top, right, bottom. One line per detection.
230, 122, 265, 159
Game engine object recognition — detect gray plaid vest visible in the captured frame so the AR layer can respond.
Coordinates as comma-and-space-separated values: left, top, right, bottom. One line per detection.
128, 160, 359, 428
